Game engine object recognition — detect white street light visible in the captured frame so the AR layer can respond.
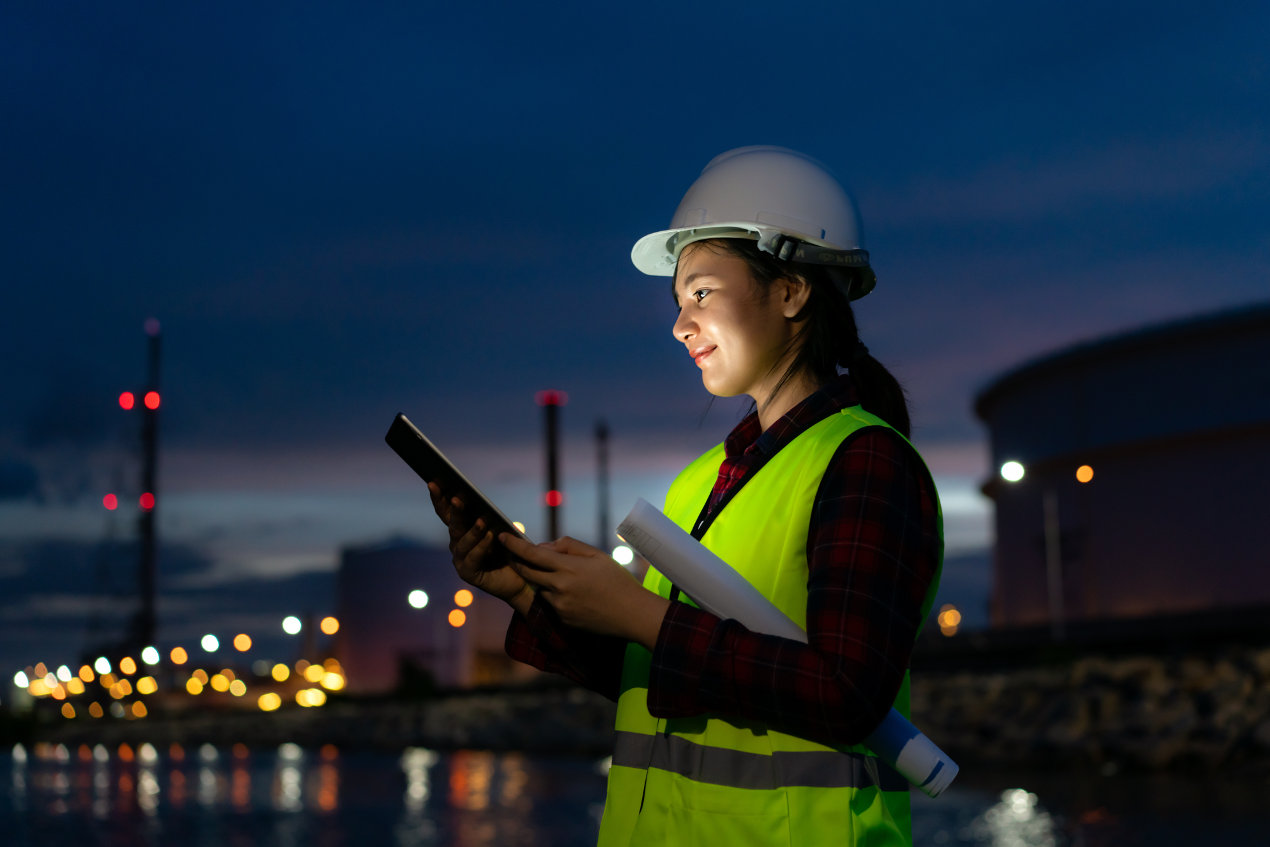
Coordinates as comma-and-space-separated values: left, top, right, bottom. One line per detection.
1000, 460, 1025, 482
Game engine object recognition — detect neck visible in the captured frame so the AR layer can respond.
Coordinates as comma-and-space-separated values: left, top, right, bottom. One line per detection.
754, 370, 822, 431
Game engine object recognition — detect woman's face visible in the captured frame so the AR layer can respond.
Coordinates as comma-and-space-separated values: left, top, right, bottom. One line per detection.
670, 242, 805, 401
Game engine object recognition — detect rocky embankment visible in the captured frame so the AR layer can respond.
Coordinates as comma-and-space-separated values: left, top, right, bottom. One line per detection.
910, 644, 1270, 771
36, 684, 618, 757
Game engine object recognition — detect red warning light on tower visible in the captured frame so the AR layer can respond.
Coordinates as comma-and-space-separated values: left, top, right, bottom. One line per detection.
103, 494, 118, 510
535, 390, 568, 407
139, 493, 155, 511
144, 391, 160, 410
544, 490, 564, 507
119, 392, 136, 410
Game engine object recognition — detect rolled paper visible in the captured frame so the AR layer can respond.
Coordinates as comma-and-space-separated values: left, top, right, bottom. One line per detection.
618, 497, 959, 798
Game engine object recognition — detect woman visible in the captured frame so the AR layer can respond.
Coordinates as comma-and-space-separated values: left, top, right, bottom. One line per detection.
429, 146, 943, 846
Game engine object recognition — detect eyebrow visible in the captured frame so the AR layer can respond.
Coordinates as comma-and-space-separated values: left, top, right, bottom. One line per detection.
674, 271, 710, 297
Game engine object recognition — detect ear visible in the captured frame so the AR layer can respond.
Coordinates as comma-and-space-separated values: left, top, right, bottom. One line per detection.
777, 275, 811, 319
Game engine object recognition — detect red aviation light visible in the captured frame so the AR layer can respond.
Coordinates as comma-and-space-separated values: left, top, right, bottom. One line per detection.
139, 492, 155, 511
103, 493, 118, 510
535, 390, 568, 406
143, 391, 161, 410
119, 392, 136, 410
544, 490, 564, 507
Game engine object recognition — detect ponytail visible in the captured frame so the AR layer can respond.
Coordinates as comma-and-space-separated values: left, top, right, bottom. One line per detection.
699, 239, 912, 438
840, 334, 911, 439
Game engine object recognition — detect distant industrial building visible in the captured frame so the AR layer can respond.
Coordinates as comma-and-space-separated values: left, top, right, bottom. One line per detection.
335, 538, 538, 693
975, 303, 1270, 630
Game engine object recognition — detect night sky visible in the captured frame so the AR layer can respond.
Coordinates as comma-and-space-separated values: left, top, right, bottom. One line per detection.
3, 2, 1268, 677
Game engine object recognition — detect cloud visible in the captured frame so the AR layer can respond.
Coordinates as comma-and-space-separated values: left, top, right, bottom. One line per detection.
871, 129, 1269, 233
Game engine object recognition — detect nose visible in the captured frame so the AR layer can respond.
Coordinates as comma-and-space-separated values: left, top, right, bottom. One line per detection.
672, 307, 696, 343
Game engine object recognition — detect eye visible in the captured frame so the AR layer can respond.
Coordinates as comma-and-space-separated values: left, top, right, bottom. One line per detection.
692, 288, 710, 303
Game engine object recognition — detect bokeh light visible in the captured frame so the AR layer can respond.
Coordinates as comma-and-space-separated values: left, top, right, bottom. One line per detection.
234, 633, 252, 652
320, 616, 339, 635
1076, 464, 1094, 483
1000, 461, 1025, 482
201, 634, 219, 653
408, 590, 428, 609
170, 646, 188, 665
938, 603, 963, 637
282, 616, 302, 635
454, 589, 473, 608
448, 609, 467, 627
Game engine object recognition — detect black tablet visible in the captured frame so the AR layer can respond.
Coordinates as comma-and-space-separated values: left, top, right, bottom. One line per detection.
385, 413, 528, 541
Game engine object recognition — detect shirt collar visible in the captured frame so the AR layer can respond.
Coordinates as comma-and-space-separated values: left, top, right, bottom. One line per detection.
722, 373, 861, 459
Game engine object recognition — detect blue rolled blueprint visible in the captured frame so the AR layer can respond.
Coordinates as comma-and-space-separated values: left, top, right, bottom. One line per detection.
617, 497, 958, 798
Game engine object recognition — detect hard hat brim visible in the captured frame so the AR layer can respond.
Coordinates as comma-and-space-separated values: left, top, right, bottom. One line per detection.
631, 222, 832, 277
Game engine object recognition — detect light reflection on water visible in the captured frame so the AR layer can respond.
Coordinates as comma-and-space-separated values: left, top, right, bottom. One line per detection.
5, 743, 1268, 846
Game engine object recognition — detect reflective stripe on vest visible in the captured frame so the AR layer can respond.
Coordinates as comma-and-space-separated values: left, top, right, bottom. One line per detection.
612, 730, 910, 792
598, 406, 944, 847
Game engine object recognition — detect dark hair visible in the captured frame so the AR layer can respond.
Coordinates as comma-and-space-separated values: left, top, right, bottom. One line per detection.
681, 238, 912, 438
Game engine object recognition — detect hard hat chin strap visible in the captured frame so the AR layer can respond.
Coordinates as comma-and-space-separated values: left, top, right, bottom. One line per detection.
756, 231, 871, 269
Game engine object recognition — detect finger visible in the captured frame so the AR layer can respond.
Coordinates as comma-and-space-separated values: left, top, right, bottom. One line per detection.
508, 558, 554, 590
470, 526, 497, 561
547, 535, 605, 557
454, 519, 490, 559
499, 533, 559, 570
427, 482, 450, 519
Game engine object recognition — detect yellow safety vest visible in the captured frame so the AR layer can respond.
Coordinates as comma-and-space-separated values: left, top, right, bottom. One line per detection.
598, 406, 943, 847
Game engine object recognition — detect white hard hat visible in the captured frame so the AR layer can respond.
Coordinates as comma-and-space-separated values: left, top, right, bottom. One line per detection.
631, 146, 875, 299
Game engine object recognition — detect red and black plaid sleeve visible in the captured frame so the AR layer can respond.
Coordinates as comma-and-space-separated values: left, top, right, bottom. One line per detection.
505, 593, 626, 700
645, 424, 941, 747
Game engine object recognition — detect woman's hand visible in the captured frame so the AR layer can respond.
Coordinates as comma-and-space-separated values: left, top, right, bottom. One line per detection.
427, 482, 533, 614
500, 534, 670, 650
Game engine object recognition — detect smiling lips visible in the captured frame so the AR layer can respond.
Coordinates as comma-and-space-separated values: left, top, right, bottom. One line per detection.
690, 345, 716, 367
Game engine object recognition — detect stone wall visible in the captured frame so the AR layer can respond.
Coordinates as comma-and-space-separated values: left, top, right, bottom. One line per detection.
910, 644, 1270, 770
